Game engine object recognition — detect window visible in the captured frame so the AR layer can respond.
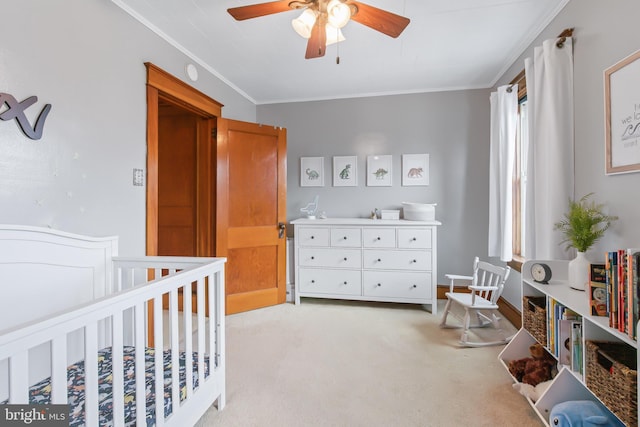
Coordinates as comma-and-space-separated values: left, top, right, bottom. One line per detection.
509, 73, 528, 272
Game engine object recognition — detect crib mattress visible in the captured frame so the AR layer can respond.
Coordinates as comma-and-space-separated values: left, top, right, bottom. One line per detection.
3, 346, 209, 427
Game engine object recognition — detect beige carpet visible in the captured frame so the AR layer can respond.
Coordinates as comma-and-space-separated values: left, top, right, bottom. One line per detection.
195, 299, 543, 427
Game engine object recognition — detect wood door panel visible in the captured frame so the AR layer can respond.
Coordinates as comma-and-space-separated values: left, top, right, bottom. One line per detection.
217, 118, 287, 314
228, 131, 278, 227
227, 246, 278, 293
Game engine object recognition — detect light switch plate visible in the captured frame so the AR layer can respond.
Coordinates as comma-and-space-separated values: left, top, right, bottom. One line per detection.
133, 168, 144, 186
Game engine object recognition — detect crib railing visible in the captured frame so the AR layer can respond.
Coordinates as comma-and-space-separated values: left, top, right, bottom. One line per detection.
0, 256, 226, 427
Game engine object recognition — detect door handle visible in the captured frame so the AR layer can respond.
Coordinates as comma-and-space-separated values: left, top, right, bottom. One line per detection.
278, 222, 286, 239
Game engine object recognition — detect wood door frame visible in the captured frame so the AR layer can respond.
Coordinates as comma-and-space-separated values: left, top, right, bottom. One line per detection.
145, 62, 223, 256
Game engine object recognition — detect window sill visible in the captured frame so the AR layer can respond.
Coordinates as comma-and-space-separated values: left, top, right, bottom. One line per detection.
507, 255, 524, 273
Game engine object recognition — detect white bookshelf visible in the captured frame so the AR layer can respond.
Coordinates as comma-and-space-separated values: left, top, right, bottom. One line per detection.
499, 260, 638, 426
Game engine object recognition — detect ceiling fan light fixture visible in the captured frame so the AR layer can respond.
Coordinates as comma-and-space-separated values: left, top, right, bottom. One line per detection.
292, 8, 317, 39
327, 0, 351, 28
325, 24, 345, 46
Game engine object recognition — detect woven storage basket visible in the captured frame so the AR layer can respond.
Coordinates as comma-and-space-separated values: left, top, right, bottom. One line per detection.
585, 340, 637, 427
523, 296, 547, 345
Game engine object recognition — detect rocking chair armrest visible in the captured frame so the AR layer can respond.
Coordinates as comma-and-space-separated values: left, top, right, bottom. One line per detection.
445, 274, 473, 293
467, 285, 499, 292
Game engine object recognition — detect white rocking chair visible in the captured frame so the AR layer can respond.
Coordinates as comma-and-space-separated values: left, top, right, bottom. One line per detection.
440, 257, 512, 347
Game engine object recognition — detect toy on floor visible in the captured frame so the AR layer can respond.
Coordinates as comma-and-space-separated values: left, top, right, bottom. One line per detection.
549, 400, 624, 427
508, 342, 556, 386
512, 379, 552, 402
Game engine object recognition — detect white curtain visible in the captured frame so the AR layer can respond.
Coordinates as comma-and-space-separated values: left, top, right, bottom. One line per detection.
488, 85, 518, 261
524, 37, 574, 260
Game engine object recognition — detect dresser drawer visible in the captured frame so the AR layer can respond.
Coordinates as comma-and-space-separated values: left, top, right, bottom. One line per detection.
363, 249, 431, 271
298, 248, 361, 268
297, 227, 329, 247
362, 228, 396, 248
299, 268, 361, 295
363, 271, 432, 299
329, 227, 361, 247
397, 228, 432, 249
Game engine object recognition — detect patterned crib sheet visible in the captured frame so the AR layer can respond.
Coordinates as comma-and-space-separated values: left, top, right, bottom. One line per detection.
2, 346, 210, 426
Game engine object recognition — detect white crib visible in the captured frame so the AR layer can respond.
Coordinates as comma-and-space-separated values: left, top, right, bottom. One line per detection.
0, 225, 226, 426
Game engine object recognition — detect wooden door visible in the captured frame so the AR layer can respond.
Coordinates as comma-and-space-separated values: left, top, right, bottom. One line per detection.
216, 119, 287, 314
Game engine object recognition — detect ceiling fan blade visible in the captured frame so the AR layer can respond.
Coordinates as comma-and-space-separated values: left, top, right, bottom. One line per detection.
305, 15, 327, 59
347, 1, 410, 38
228, 1, 293, 21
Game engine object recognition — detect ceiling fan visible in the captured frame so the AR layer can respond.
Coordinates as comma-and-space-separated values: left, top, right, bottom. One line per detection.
228, 0, 410, 59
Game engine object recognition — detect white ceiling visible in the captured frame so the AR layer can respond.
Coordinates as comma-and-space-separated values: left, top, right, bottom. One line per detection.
112, 0, 570, 105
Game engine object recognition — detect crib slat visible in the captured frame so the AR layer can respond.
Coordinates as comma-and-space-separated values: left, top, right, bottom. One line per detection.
8, 351, 28, 404
184, 281, 193, 400
153, 296, 165, 426
84, 321, 99, 427
197, 277, 206, 386
209, 271, 226, 411
50, 335, 67, 404
112, 312, 125, 427
134, 302, 146, 427
170, 287, 180, 414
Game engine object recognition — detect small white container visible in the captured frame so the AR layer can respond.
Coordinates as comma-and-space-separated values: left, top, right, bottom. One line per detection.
380, 209, 400, 220
402, 202, 436, 221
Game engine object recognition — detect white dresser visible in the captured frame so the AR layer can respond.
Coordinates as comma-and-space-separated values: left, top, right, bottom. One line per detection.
291, 218, 441, 314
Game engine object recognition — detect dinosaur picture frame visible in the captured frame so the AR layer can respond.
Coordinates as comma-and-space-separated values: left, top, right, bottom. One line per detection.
333, 156, 358, 187
366, 155, 392, 187
300, 156, 324, 187
402, 153, 429, 186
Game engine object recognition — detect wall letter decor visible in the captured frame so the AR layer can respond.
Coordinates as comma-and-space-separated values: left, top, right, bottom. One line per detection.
0, 93, 52, 140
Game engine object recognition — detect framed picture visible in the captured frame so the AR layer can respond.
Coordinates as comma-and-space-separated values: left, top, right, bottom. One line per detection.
605, 49, 640, 175
333, 156, 357, 187
402, 154, 429, 186
300, 157, 324, 187
366, 155, 392, 186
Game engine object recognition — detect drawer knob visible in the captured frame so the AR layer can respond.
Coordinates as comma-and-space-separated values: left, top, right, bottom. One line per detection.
343, 236, 348, 240
311, 280, 315, 284
412, 284, 417, 288
412, 237, 417, 241
343, 257, 348, 261
376, 237, 381, 240
377, 258, 381, 262
377, 283, 382, 287
343, 281, 348, 285
311, 256, 315, 260
311, 236, 315, 239
412, 259, 417, 263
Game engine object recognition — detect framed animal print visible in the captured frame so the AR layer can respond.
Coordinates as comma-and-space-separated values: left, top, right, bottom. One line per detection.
300, 157, 324, 187
367, 155, 392, 187
333, 156, 358, 187
402, 154, 429, 186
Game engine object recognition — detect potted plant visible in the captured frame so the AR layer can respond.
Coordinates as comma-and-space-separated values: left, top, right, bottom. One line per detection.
554, 193, 617, 290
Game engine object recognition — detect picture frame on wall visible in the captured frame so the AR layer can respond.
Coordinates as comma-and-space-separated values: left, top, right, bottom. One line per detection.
402, 154, 430, 186
366, 155, 392, 186
605, 49, 640, 175
333, 156, 358, 187
300, 157, 324, 187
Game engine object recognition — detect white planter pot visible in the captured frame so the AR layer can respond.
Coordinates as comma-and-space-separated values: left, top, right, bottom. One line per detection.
568, 251, 590, 291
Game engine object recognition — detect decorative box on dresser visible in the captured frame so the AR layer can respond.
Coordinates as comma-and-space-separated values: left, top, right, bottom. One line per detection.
499, 259, 638, 426
291, 218, 441, 314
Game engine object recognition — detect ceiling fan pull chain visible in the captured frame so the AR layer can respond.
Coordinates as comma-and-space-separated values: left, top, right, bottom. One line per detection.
336, 26, 340, 65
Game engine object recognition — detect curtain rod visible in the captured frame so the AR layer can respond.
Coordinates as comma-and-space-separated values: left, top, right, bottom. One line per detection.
507, 28, 574, 92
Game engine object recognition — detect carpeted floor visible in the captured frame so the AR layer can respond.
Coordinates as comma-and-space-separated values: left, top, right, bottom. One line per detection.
195, 299, 543, 427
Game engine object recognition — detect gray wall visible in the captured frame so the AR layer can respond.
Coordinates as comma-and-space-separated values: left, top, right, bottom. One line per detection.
495, 0, 640, 306
0, 0, 256, 255
258, 90, 492, 284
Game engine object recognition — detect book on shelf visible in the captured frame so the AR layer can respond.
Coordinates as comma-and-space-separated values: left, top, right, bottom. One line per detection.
570, 321, 583, 376
604, 248, 640, 340
589, 263, 607, 317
